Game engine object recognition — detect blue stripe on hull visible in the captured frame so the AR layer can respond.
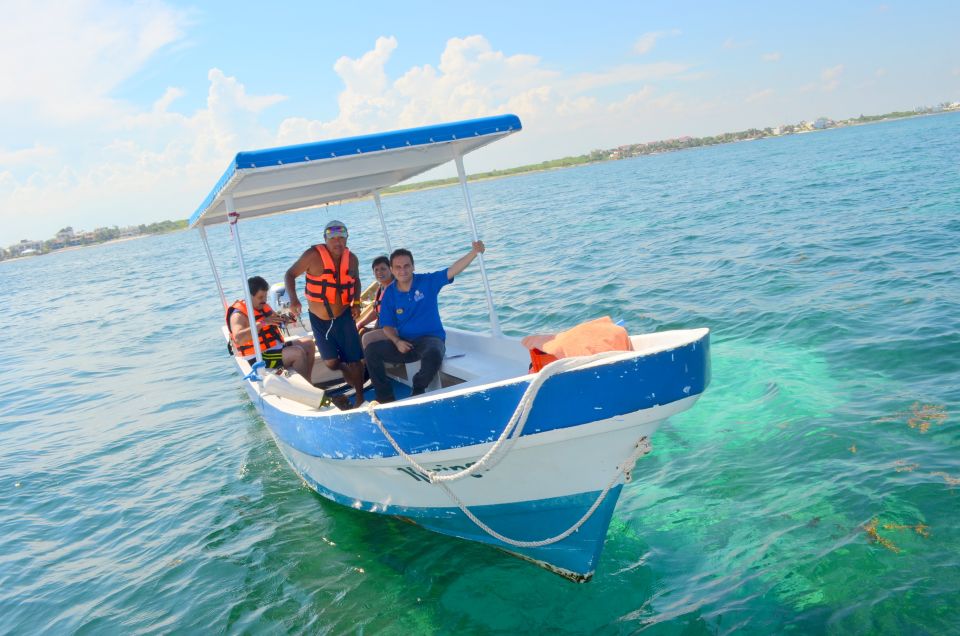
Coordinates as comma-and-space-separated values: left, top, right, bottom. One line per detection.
415, 486, 624, 581
287, 456, 623, 580
247, 333, 709, 460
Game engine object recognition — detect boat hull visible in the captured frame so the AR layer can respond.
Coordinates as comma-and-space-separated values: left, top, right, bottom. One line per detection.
267, 401, 692, 580
235, 328, 710, 580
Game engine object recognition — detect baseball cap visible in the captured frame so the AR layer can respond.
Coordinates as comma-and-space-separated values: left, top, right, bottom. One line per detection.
323, 220, 348, 239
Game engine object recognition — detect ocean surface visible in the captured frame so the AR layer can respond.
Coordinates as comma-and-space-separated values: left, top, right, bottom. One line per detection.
2, 112, 958, 635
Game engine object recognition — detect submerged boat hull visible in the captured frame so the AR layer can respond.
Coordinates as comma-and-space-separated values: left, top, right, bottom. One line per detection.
236, 328, 710, 581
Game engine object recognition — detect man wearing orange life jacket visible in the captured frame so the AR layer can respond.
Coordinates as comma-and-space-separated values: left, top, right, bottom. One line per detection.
227, 276, 316, 379
285, 220, 366, 407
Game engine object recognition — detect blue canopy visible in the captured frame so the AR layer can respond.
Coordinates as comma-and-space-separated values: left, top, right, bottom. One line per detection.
189, 114, 522, 228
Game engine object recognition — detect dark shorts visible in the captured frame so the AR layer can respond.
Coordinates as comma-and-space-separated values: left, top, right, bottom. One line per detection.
309, 310, 363, 363
246, 345, 286, 369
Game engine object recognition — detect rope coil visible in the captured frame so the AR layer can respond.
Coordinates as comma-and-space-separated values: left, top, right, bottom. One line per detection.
365, 351, 652, 548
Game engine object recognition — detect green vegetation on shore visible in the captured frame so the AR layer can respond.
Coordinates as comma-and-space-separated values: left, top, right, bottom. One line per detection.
2, 220, 188, 261
6, 100, 955, 262
384, 101, 958, 194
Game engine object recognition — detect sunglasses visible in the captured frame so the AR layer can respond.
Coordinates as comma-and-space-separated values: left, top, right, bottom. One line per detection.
324, 226, 348, 239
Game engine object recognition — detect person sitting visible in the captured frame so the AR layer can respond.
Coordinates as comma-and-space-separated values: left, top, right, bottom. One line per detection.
356, 255, 394, 348
364, 241, 486, 403
227, 276, 316, 379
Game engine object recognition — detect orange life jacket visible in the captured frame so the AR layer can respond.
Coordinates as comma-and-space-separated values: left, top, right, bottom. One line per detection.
374, 283, 388, 314
305, 245, 356, 312
372, 283, 390, 327
226, 299, 283, 357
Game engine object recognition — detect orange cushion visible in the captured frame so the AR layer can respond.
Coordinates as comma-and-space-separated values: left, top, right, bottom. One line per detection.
541, 316, 633, 358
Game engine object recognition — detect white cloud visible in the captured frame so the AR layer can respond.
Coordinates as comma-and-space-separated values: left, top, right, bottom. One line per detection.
821, 64, 844, 91
761, 52, 782, 62
1, 30, 709, 243
633, 29, 681, 55
723, 37, 750, 50
0, 144, 58, 166
875, 68, 888, 78
566, 62, 691, 93
745, 89, 774, 103
0, 0, 186, 123
608, 86, 655, 112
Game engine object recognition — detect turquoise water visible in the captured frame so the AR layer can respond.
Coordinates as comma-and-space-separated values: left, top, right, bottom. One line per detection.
2, 113, 958, 634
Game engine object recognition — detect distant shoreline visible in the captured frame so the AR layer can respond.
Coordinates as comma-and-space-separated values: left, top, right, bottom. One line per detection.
0, 232, 165, 265
377, 108, 960, 198
5, 106, 956, 254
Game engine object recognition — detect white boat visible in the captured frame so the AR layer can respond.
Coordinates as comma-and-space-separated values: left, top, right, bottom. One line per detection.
190, 115, 710, 582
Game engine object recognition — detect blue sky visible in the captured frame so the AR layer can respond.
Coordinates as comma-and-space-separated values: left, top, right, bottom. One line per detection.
1, 1, 958, 244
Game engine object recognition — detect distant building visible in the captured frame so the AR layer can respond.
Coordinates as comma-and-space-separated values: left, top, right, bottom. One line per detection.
10, 239, 43, 257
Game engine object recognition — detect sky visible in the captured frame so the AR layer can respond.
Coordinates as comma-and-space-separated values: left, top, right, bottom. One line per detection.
1, 0, 958, 245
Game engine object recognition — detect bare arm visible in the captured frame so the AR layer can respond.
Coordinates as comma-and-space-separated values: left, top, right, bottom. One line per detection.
383, 326, 413, 353
356, 303, 377, 328
446, 240, 486, 280
284, 248, 314, 318
230, 309, 283, 346
350, 253, 363, 320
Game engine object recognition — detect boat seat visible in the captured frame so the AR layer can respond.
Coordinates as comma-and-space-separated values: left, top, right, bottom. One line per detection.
387, 348, 526, 396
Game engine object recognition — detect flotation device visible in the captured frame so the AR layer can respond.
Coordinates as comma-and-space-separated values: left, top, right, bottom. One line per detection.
522, 316, 632, 372
226, 300, 283, 357
305, 245, 356, 314
374, 283, 388, 314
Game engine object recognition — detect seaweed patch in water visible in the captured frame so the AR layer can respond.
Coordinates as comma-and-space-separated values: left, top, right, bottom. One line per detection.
863, 518, 901, 553
931, 471, 960, 487
863, 518, 933, 553
892, 460, 920, 472
883, 522, 931, 538
875, 402, 948, 434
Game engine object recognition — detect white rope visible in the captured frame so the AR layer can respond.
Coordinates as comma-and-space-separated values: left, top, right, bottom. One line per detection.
365, 350, 652, 548
435, 437, 650, 548
365, 351, 624, 483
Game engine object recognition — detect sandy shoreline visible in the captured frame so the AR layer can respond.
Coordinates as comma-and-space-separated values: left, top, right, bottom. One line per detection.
0, 233, 167, 265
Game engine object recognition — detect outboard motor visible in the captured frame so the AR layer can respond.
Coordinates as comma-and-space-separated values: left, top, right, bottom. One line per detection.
267, 281, 309, 338
267, 282, 289, 312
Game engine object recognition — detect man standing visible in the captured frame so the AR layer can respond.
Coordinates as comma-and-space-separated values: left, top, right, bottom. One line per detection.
285, 220, 365, 407
227, 276, 316, 379
364, 241, 485, 403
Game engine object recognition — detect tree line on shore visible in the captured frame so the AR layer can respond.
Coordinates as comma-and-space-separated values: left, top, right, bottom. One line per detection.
7, 101, 955, 262
2, 220, 188, 260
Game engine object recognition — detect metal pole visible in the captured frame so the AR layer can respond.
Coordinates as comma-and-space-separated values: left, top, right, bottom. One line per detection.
454, 154, 501, 337
373, 190, 392, 254
227, 195, 263, 366
198, 224, 227, 310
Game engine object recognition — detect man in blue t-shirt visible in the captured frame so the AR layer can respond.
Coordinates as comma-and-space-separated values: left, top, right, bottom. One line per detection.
364, 241, 486, 402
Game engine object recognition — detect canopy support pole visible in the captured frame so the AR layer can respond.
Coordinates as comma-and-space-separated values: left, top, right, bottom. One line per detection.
198, 224, 227, 311
454, 154, 501, 337
373, 190, 392, 254
227, 195, 263, 366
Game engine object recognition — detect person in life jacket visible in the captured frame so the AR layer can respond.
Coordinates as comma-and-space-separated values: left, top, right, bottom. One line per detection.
227, 276, 316, 379
284, 220, 366, 408
356, 255, 395, 348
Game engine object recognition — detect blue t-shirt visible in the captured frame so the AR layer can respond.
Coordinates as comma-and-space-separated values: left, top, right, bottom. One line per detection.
379, 270, 452, 341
